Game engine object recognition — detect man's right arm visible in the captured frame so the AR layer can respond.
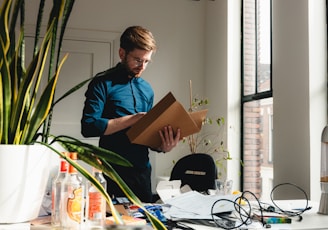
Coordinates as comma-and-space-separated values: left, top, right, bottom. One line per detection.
81, 77, 147, 137
103, 112, 145, 135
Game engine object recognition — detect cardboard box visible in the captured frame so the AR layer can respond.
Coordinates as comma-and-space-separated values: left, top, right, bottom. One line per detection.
127, 92, 207, 149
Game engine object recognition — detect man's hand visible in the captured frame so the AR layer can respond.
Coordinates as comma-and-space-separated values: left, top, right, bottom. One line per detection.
158, 126, 181, 152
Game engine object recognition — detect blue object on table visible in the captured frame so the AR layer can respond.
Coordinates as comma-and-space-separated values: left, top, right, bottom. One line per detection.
138, 205, 167, 223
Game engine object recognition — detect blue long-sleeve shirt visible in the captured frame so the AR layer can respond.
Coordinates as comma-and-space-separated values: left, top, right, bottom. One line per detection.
81, 63, 154, 168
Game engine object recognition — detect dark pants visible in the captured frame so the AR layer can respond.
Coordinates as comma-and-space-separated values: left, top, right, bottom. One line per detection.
104, 164, 153, 203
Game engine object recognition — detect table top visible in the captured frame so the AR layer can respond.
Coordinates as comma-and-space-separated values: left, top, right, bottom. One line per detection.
180, 200, 328, 230
1, 200, 328, 229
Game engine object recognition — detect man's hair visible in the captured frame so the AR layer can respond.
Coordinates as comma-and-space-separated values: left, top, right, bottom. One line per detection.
120, 26, 157, 53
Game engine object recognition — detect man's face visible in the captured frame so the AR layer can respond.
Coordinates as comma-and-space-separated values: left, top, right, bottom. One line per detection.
119, 48, 153, 78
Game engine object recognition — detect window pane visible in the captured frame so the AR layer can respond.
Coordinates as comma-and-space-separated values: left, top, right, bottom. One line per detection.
243, 0, 256, 96
243, 0, 271, 96
243, 98, 273, 200
257, 0, 271, 93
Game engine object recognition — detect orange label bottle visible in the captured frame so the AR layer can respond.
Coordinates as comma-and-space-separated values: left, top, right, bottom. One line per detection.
87, 167, 107, 227
61, 152, 84, 229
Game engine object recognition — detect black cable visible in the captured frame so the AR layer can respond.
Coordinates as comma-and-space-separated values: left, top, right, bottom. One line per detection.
268, 182, 311, 219
240, 190, 266, 226
166, 220, 195, 230
209, 183, 311, 229
210, 191, 264, 229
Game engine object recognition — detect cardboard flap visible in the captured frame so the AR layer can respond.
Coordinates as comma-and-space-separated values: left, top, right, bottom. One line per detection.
189, 109, 208, 130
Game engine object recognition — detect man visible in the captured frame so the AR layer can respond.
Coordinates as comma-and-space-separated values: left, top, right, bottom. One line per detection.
81, 26, 180, 202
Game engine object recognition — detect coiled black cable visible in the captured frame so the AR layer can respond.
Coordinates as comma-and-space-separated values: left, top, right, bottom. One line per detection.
210, 183, 311, 229
267, 182, 311, 218
210, 190, 263, 229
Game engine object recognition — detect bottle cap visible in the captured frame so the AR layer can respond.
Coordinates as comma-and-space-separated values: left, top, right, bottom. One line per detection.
70, 152, 78, 160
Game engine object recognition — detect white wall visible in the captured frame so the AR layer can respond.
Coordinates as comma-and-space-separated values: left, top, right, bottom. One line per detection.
308, 0, 328, 202
19, 0, 327, 199
272, 0, 327, 201
204, 0, 241, 189
21, 0, 238, 192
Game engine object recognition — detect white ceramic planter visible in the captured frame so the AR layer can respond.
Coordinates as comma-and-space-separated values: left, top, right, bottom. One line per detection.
0, 144, 52, 223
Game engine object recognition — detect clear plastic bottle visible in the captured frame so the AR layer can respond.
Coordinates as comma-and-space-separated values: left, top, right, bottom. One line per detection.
61, 152, 84, 229
319, 125, 328, 214
87, 167, 107, 227
51, 152, 69, 226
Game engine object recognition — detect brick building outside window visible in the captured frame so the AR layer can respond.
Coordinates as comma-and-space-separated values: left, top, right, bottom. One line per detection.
242, 0, 273, 200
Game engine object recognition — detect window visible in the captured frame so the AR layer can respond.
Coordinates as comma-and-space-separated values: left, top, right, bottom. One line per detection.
241, 0, 272, 200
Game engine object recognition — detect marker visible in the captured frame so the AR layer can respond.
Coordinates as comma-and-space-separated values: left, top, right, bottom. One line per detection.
263, 216, 292, 224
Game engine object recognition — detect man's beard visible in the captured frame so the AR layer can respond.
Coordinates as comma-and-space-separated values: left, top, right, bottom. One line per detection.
121, 59, 141, 78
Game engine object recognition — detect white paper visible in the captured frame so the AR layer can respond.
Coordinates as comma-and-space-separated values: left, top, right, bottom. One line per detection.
156, 180, 182, 202
163, 190, 237, 220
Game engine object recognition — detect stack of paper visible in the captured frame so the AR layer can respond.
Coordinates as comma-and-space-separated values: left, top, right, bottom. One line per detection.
161, 190, 237, 220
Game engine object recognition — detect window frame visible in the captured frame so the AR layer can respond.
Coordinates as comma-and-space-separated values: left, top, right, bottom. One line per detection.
240, 0, 273, 192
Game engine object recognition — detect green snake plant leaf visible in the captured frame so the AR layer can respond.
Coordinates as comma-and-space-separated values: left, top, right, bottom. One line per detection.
42, 0, 76, 143
50, 135, 167, 229
1, 1, 167, 228
50, 135, 132, 167
56, 0, 75, 68
0, 0, 13, 144
46, 0, 61, 82
9, 22, 54, 144
0, 34, 11, 144
33, 0, 45, 52
37, 141, 124, 225
46, 137, 129, 225
0, 0, 11, 50
52, 77, 92, 107
23, 54, 68, 144
51, 135, 132, 168
101, 160, 167, 229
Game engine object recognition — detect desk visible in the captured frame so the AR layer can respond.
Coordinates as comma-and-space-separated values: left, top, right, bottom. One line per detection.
1, 200, 328, 229
179, 200, 328, 229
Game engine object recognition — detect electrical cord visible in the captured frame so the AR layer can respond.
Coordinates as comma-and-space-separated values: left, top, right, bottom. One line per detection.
209, 183, 312, 229
267, 182, 312, 219
210, 191, 259, 229
166, 220, 196, 230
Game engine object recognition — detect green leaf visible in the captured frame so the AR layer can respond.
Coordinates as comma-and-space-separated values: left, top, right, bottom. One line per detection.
1, 1, 166, 228
24, 54, 68, 144
0, 0, 11, 48
49, 136, 167, 229
100, 160, 167, 229
0, 0, 13, 144
9, 23, 54, 144
0, 36, 11, 143
52, 77, 92, 107
51, 135, 132, 167
37, 142, 125, 225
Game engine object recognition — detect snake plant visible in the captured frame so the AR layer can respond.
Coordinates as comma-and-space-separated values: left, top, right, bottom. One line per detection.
0, 0, 166, 228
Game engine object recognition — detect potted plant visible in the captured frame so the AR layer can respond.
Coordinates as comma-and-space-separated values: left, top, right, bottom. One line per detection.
185, 96, 231, 178
0, 0, 166, 229
183, 81, 232, 180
